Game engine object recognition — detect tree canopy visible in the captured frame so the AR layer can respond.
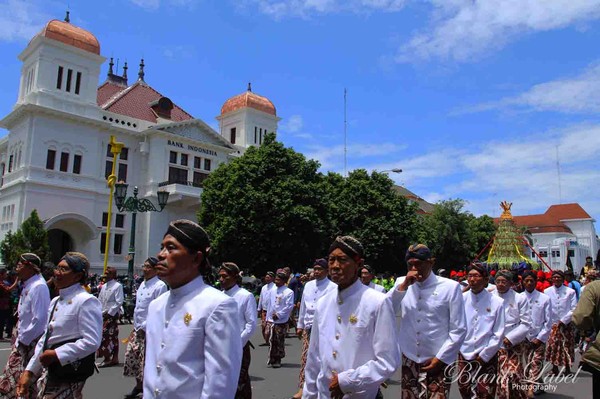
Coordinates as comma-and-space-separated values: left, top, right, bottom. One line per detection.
0, 209, 50, 268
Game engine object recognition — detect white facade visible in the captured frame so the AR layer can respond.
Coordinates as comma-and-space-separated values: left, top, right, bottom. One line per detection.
0, 19, 279, 274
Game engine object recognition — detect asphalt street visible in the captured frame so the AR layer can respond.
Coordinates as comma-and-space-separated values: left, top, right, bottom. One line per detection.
0, 323, 592, 398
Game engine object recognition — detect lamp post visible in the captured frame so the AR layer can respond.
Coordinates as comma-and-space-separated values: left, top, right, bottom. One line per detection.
114, 184, 169, 298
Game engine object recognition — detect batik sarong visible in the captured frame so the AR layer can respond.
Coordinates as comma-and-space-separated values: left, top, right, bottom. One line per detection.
522, 340, 545, 388
298, 327, 312, 388
401, 354, 452, 399
498, 345, 527, 399
261, 313, 271, 344
268, 323, 286, 364
97, 314, 119, 360
36, 369, 85, 399
236, 342, 252, 399
123, 329, 145, 380
0, 329, 41, 399
545, 322, 575, 369
456, 353, 498, 399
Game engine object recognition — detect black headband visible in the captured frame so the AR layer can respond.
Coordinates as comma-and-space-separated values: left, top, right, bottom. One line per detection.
165, 219, 210, 253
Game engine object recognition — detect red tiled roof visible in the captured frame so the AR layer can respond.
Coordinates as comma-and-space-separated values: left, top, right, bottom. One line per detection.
494, 203, 592, 234
546, 203, 592, 220
97, 81, 194, 123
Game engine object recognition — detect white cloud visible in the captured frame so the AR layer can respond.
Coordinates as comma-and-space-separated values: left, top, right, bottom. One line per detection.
304, 142, 404, 169
456, 63, 600, 115
282, 114, 304, 133
129, 0, 195, 10
397, 0, 600, 63
0, 0, 50, 42
243, 0, 405, 19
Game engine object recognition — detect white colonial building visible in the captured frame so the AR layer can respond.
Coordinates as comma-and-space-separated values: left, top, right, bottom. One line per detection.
0, 16, 279, 273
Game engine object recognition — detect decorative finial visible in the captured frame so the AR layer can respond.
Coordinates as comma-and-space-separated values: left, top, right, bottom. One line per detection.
247, 82, 252, 92
138, 58, 145, 81
500, 201, 513, 220
122, 62, 128, 79
64, 11, 70, 23
108, 57, 114, 75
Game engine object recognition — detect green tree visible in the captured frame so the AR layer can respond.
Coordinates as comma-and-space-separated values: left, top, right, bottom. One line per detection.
468, 214, 496, 261
0, 210, 50, 268
323, 170, 418, 275
198, 133, 329, 276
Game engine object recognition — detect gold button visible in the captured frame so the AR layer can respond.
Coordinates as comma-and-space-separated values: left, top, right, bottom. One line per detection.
337, 316, 342, 323
333, 351, 337, 359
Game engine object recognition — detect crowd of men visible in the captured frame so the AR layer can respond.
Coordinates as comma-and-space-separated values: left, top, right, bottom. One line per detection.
0, 218, 597, 399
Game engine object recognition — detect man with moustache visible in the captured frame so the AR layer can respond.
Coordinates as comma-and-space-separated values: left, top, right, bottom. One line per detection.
266, 271, 294, 368
544, 270, 577, 376
389, 244, 466, 399
0, 253, 50, 399
492, 270, 531, 399
97, 266, 124, 367
144, 219, 242, 399
292, 258, 336, 399
303, 236, 399, 399
521, 270, 553, 398
257, 271, 275, 345
219, 262, 257, 399
360, 265, 386, 293
457, 264, 505, 399
123, 257, 167, 399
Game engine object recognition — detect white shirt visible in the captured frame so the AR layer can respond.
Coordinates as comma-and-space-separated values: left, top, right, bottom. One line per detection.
144, 275, 242, 399
522, 289, 553, 343
266, 285, 294, 324
492, 289, 531, 347
257, 282, 274, 312
367, 282, 386, 293
134, 276, 168, 331
26, 283, 102, 376
18, 274, 50, 346
224, 284, 257, 346
544, 284, 577, 325
460, 289, 505, 362
98, 279, 124, 317
390, 273, 467, 364
297, 277, 336, 330
303, 279, 399, 398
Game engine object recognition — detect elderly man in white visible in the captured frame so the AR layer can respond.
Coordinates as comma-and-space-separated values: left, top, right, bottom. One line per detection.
219, 262, 257, 399
492, 270, 532, 399
544, 269, 578, 377
266, 271, 294, 369
257, 271, 275, 346
360, 265, 385, 293
0, 253, 50, 399
457, 264, 505, 399
97, 266, 124, 367
389, 244, 466, 399
293, 258, 336, 399
123, 257, 168, 399
144, 220, 241, 399
303, 236, 399, 399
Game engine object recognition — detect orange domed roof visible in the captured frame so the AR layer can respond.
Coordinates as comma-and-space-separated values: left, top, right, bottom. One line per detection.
221, 85, 276, 116
36, 19, 100, 55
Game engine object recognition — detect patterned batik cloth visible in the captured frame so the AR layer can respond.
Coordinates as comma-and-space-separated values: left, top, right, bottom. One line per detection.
97, 314, 119, 360
545, 322, 575, 369
497, 345, 527, 399
456, 353, 498, 399
261, 316, 271, 345
401, 354, 452, 399
522, 340, 545, 388
0, 328, 40, 399
36, 369, 85, 399
123, 329, 145, 380
235, 342, 252, 399
268, 324, 287, 365
298, 327, 312, 388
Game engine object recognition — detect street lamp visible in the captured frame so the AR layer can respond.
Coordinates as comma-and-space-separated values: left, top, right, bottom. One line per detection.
114, 184, 169, 298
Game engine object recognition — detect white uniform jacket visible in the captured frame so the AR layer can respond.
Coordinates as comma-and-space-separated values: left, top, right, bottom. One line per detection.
224, 285, 257, 346
303, 279, 399, 398
297, 278, 336, 330
144, 276, 242, 399
460, 289, 505, 362
389, 273, 467, 365
18, 274, 50, 346
544, 285, 577, 325
367, 282, 386, 293
26, 283, 102, 376
493, 289, 531, 347
257, 282, 274, 312
523, 289, 553, 343
98, 280, 124, 317
266, 285, 294, 325
134, 276, 168, 331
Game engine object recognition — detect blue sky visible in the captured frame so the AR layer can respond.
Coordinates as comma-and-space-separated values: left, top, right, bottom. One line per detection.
1, 0, 599, 223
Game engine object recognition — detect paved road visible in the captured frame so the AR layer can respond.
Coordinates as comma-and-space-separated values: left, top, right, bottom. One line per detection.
0, 323, 592, 398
